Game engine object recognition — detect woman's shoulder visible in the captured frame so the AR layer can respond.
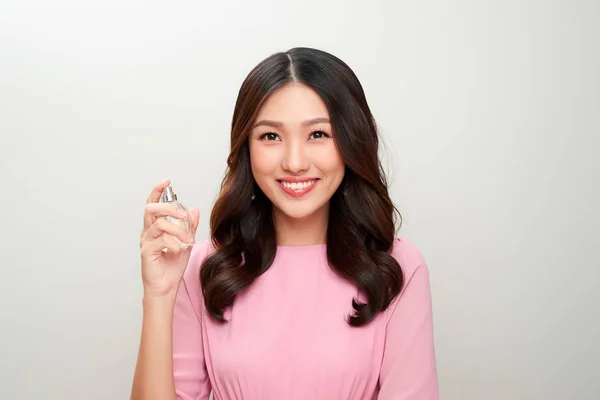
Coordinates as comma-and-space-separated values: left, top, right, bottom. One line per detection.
180, 239, 216, 298
188, 238, 217, 267
389, 236, 429, 281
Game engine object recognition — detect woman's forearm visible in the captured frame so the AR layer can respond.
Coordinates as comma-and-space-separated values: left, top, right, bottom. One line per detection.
131, 294, 178, 400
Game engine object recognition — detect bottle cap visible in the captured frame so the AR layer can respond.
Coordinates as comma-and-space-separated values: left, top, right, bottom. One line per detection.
160, 186, 178, 202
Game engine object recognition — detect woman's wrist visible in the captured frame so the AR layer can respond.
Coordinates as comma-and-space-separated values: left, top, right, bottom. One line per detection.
142, 290, 178, 314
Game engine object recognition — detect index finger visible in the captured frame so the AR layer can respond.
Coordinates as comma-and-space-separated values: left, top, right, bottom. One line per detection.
146, 179, 171, 204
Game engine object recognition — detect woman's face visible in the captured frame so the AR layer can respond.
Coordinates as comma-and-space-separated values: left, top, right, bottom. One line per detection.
249, 83, 345, 221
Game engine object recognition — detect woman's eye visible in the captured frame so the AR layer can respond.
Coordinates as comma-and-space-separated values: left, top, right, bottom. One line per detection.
259, 132, 280, 141
310, 131, 330, 140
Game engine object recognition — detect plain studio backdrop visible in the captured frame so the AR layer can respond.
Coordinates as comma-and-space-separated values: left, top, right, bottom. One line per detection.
1, 0, 598, 399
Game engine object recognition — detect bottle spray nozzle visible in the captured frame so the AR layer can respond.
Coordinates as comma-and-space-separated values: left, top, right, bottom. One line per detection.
160, 186, 178, 203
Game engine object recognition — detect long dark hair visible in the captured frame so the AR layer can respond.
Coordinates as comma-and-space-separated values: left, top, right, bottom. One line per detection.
200, 47, 403, 327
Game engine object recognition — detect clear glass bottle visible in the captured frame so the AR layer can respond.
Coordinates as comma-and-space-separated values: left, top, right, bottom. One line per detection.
159, 185, 193, 251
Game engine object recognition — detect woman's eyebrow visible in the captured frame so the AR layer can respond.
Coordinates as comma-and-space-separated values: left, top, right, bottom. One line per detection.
253, 117, 330, 129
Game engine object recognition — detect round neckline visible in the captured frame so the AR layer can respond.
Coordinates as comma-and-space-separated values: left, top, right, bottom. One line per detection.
276, 243, 327, 249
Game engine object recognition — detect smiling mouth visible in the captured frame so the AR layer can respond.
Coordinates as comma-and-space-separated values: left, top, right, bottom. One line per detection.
277, 179, 319, 197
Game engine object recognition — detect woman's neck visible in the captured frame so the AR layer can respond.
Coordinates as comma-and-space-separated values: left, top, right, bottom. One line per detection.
272, 204, 329, 246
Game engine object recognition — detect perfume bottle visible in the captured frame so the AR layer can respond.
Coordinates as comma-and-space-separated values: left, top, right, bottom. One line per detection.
159, 185, 194, 251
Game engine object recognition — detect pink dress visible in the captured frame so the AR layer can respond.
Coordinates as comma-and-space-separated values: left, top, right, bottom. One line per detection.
173, 238, 439, 400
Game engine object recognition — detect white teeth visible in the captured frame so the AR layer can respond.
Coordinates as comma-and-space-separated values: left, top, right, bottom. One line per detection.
281, 179, 316, 190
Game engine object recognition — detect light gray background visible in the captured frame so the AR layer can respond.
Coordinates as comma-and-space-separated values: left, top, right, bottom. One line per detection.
1, 1, 598, 399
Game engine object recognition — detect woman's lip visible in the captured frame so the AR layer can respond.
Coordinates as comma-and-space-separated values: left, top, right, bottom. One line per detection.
277, 179, 319, 197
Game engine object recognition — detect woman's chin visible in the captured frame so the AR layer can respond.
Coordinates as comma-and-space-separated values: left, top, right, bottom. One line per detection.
272, 201, 327, 221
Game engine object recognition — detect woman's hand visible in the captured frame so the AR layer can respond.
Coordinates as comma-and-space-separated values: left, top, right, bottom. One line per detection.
139, 179, 200, 299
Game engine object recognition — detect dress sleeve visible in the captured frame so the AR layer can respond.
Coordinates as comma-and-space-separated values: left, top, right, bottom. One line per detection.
172, 242, 212, 400
377, 264, 439, 399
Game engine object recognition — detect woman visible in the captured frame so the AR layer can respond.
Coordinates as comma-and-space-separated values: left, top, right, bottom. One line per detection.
131, 47, 438, 400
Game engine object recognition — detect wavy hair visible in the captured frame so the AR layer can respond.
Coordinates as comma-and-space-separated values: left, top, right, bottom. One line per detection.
200, 47, 403, 327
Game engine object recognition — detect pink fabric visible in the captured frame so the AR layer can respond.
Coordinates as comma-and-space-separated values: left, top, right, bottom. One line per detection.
173, 238, 438, 400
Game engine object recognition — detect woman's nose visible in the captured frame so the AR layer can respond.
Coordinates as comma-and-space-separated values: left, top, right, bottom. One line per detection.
281, 140, 310, 174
